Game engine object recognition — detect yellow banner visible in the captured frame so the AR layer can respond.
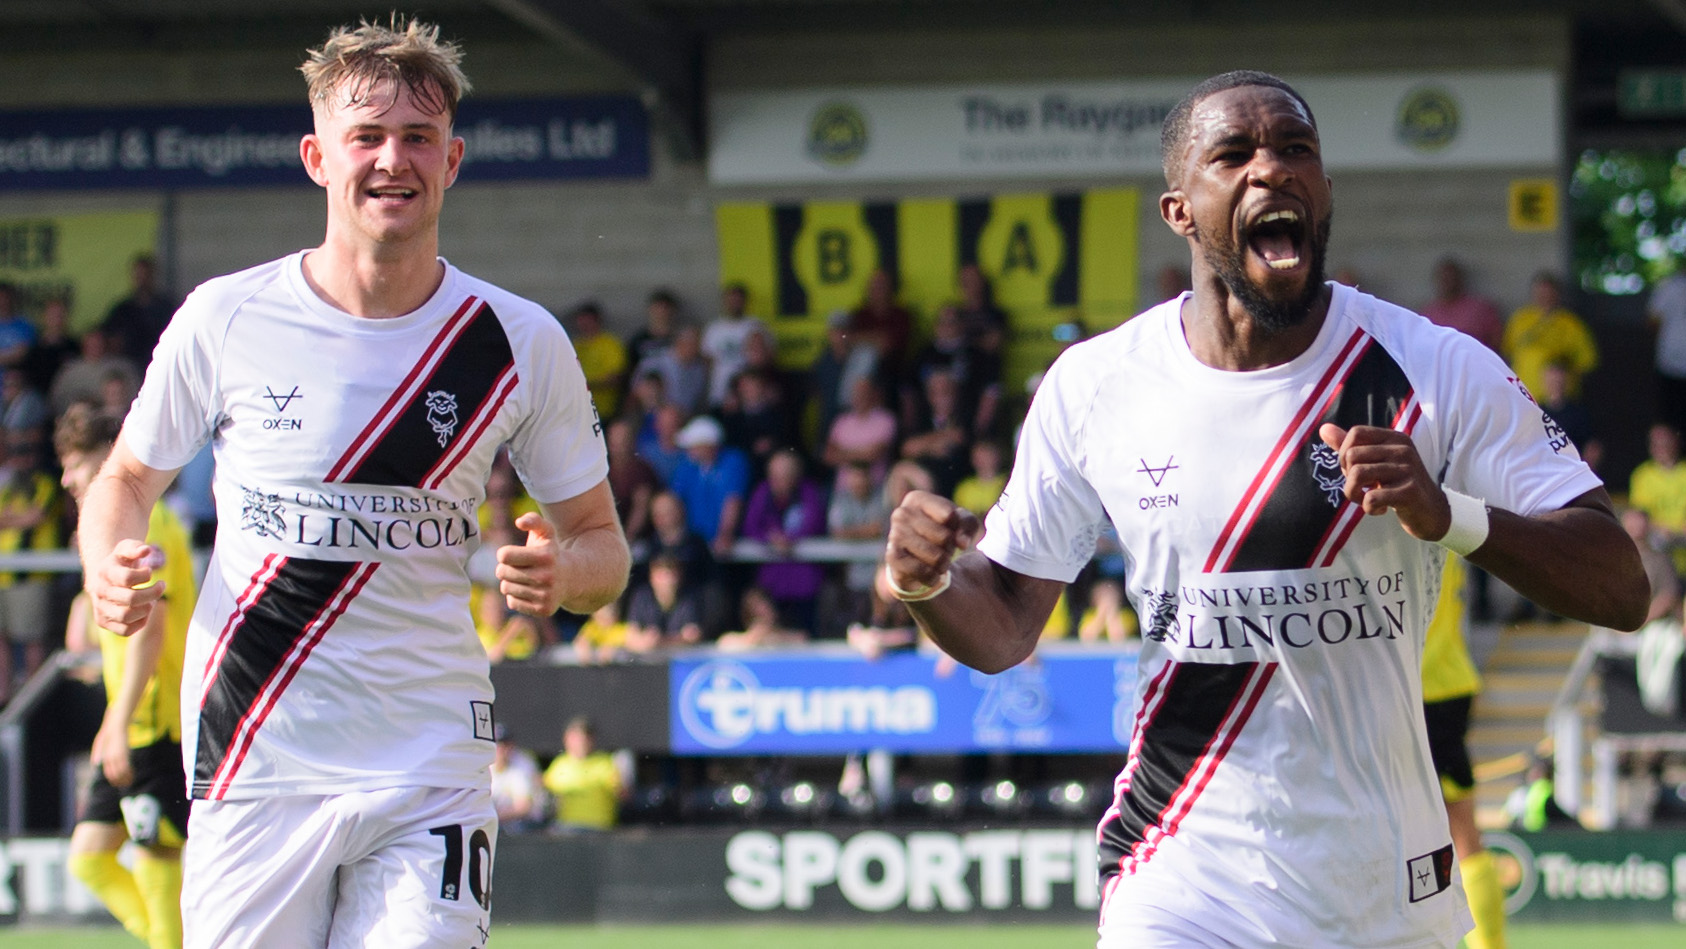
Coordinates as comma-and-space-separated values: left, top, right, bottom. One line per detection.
0, 210, 160, 332
716, 188, 1138, 390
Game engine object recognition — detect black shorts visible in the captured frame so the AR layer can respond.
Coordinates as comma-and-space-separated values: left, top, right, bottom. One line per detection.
82, 739, 190, 846
1422, 695, 1475, 793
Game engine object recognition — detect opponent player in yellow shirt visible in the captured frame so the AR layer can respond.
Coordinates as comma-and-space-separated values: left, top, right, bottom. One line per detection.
1422, 553, 1506, 949
60, 405, 196, 949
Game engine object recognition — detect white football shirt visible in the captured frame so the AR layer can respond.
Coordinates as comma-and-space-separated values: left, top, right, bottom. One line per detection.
980, 283, 1598, 948
126, 251, 608, 800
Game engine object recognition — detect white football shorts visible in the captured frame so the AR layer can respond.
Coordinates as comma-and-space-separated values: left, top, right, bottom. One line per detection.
182, 785, 496, 949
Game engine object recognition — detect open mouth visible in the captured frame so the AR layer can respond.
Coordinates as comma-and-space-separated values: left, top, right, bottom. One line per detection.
1246, 209, 1305, 272
366, 186, 417, 203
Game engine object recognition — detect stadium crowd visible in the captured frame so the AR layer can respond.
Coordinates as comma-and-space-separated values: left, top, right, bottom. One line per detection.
8, 250, 1686, 700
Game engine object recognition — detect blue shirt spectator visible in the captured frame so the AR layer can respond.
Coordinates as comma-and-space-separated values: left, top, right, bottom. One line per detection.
668, 415, 750, 553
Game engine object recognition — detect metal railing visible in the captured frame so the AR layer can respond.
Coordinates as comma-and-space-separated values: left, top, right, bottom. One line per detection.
1546, 626, 1686, 828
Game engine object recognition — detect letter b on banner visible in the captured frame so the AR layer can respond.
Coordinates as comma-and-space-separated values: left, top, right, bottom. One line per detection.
792, 203, 880, 318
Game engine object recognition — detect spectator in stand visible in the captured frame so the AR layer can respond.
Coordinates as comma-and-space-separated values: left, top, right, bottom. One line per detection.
474, 462, 544, 663
49, 326, 139, 418
953, 439, 1008, 518
569, 301, 628, 419
1537, 361, 1602, 472
737, 324, 803, 418
0, 283, 35, 370
647, 490, 717, 594
905, 304, 999, 438
716, 587, 807, 652
542, 717, 625, 831
899, 369, 972, 496
99, 369, 138, 421
636, 402, 686, 485
102, 255, 177, 370
669, 415, 750, 556
1155, 264, 1192, 303
1422, 257, 1504, 353
1623, 507, 1681, 624
826, 460, 889, 637
641, 324, 710, 417
606, 417, 657, 543
627, 288, 681, 373
573, 599, 633, 664
849, 268, 913, 378
0, 369, 49, 454
846, 558, 919, 660
883, 458, 935, 511
1630, 423, 1686, 573
622, 368, 666, 439
1078, 578, 1137, 643
742, 449, 827, 632
1503, 271, 1598, 400
20, 297, 78, 396
955, 263, 1007, 357
0, 430, 62, 699
702, 283, 770, 409
809, 310, 878, 455
490, 726, 547, 833
1648, 269, 1686, 433
721, 369, 794, 480
626, 554, 704, 648
824, 376, 898, 490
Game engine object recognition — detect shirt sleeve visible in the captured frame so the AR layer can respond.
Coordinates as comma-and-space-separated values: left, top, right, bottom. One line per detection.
976, 349, 1109, 582
1429, 331, 1604, 517
506, 317, 611, 504
124, 291, 222, 472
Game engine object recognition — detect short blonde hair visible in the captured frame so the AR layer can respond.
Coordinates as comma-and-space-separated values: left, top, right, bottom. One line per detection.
300, 16, 470, 121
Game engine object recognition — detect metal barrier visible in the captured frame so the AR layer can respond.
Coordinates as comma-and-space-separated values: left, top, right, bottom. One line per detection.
0, 650, 102, 837
1547, 627, 1686, 828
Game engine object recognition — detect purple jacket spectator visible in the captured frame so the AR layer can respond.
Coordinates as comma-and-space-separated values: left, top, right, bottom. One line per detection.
742, 460, 828, 602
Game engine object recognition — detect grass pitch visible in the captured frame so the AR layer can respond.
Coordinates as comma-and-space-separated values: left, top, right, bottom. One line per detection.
3, 922, 1681, 947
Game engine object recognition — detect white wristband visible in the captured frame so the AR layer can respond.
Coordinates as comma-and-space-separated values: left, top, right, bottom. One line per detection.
884, 563, 952, 602
1438, 488, 1490, 557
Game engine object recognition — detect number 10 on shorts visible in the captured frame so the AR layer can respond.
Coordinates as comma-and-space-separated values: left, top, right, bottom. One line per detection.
431, 823, 493, 909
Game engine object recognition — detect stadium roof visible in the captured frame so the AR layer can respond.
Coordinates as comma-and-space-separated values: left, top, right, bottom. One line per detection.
0, 0, 1678, 153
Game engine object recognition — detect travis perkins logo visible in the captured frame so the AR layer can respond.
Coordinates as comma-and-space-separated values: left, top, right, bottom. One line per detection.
425, 390, 459, 447
1139, 571, 1411, 653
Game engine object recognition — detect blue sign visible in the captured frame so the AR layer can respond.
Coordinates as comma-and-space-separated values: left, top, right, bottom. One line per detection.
669, 645, 1138, 755
0, 96, 648, 191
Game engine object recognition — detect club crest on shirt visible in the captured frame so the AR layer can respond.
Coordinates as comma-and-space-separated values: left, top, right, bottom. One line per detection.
239, 485, 286, 539
1142, 589, 1180, 642
1308, 443, 1346, 508
425, 390, 459, 447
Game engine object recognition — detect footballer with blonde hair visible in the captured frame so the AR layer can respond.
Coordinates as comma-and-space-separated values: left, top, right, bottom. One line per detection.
76, 17, 628, 947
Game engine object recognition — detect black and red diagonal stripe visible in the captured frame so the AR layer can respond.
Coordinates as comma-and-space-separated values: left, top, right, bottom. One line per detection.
193, 558, 375, 799
1216, 336, 1413, 573
1098, 661, 1275, 885
328, 300, 516, 487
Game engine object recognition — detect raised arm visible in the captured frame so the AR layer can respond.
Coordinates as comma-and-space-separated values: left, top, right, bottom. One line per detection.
77, 435, 180, 637
885, 489, 1064, 673
496, 479, 630, 616
1321, 423, 1648, 631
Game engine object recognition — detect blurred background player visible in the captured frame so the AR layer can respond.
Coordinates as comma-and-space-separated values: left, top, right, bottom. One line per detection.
543, 716, 625, 831
1421, 554, 1506, 949
61, 404, 196, 949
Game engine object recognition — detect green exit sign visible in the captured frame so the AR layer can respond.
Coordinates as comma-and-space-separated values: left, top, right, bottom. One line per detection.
1620, 70, 1686, 117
